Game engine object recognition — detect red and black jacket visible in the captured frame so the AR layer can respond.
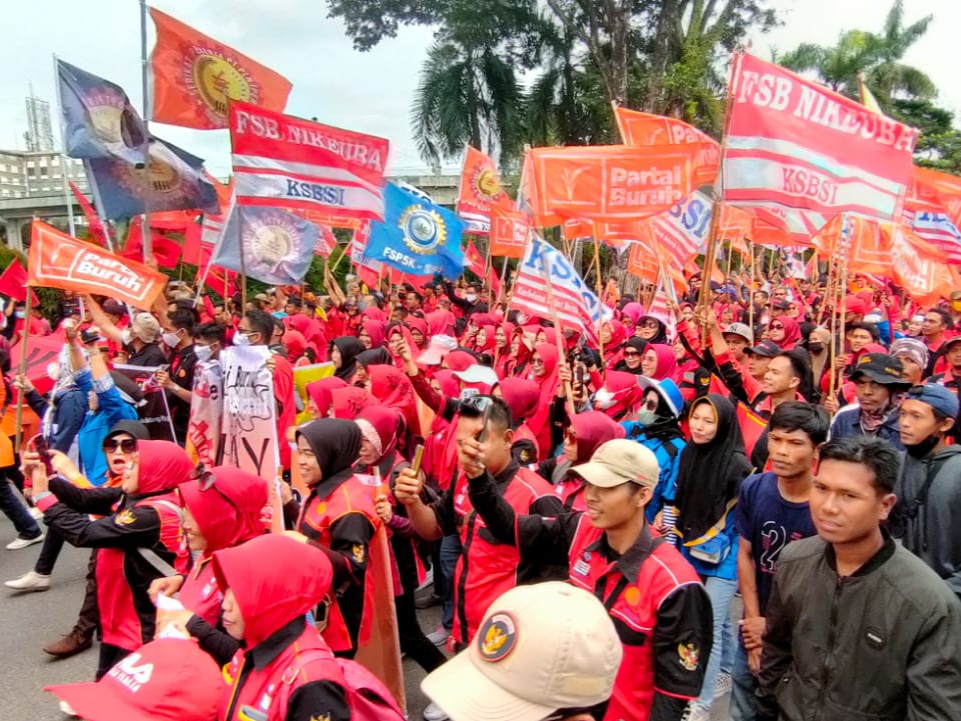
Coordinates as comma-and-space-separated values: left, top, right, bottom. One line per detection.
466, 472, 713, 721
430, 460, 566, 647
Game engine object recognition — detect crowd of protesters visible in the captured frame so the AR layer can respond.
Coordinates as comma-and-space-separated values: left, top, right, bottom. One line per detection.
1, 265, 960, 721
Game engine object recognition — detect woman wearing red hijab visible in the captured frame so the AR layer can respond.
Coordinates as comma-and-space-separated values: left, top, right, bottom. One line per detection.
592, 370, 645, 420
149, 466, 268, 666
330, 386, 376, 420
600, 320, 628, 369
494, 377, 541, 463
641, 344, 680, 382
526, 343, 560, 460
359, 319, 386, 350
506, 326, 534, 377
474, 324, 498, 361
426, 309, 456, 338
546, 411, 626, 511
367, 364, 422, 439
768, 316, 801, 351
356, 406, 447, 678
306, 377, 349, 419
405, 317, 430, 352
493, 322, 515, 379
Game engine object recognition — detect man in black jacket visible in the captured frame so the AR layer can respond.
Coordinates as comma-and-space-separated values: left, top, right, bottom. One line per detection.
758, 436, 961, 721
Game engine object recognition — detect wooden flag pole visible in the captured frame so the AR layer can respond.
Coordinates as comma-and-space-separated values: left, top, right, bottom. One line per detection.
329, 242, 349, 275
14, 285, 32, 454
747, 241, 755, 334
592, 237, 607, 372
138, 0, 153, 265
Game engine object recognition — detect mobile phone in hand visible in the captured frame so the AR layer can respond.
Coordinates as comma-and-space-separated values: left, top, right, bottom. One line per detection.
32, 435, 55, 477
477, 400, 494, 444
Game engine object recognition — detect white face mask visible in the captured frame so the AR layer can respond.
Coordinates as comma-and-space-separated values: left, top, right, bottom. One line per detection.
121, 329, 133, 346
194, 345, 213, 363
233, 333, 251, 347
161, 331, 180, 348
465, 294, 477, 303
593, 388, 615, 410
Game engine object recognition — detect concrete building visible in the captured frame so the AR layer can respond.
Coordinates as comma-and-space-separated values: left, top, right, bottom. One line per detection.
0, 149, 86, 199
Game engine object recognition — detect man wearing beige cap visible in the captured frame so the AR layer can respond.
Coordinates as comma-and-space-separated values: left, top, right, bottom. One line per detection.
422, 581, 623, 721
464, 438, 712, 721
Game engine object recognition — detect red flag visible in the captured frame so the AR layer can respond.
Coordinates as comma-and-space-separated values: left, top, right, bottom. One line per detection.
736, 401, 768, 459
28, 221, 167, 310
0, 260, 28, 302
723, 53, 917, 238
70, 182, 106, 246
10, 335, 65, 397
123, 221, 184, 268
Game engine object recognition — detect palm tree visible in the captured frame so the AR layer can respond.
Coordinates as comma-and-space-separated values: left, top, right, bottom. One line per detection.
411, 41, 524, 168
776, 0, 934, 109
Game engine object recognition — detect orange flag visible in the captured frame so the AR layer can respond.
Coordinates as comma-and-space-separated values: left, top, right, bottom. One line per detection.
148, 7, 292, 130
613, 106, 719, 187
489, 204, 530, 258
456, 146, 510, 233
626, 240, 660, 284
28, 221, 167, 310
526, 144, 699, 226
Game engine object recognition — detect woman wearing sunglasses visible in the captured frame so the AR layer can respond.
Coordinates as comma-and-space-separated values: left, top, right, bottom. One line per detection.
24, 440, 192, 681
767, 317, 802, 351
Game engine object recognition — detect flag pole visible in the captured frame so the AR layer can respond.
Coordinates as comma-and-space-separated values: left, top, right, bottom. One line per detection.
592, 237, 607, 372
139, 0, 153, 264
14, 279, 32, 454
83, 160, 117, 254
747, 241, 755, 334
52, 54, 77, 238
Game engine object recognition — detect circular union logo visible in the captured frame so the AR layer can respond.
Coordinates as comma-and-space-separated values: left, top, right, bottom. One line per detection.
472, 167, 505, 202
244, 219, 296, 266
398, 207, 446, 255
477, 612, 517, 662
183, 48, 259, 124
114, 153, 184, 199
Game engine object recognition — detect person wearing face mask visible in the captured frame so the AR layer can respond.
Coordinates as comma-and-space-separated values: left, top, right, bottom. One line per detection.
621, 378, 687, 536
156, 309, 198, 447
445, 281, 488, 326
891, 384, 961, 598
85, 295, 168, 367
829, 353, 910, 449
24, 440, 192, 680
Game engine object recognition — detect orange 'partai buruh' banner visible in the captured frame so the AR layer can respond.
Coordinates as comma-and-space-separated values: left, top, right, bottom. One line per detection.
148, 6, 293, 130
613, 106, 720, 188
28, 221, 168, 310
525, 144, 701, 226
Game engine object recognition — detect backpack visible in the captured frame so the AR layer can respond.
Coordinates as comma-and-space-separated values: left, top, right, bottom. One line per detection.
277, 649, 406, 721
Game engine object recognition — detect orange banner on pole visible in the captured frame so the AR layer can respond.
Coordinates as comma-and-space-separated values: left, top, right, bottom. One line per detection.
28, 221, 167, 310
613, 106, 719, 187
626, 240, 659, 284
489, 204, 530, 258
148, 6, 293, 130
456, 146, 510, 233
526, 144, 698, 224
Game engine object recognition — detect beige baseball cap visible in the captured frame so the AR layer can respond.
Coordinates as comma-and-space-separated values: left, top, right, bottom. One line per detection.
569, 439, 660, 489
422, 582, 622, 721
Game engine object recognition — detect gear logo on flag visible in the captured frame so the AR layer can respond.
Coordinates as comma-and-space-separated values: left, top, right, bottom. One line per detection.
183, 47, 259, 125
471, 166, 506, 202
399, 206, 446, 255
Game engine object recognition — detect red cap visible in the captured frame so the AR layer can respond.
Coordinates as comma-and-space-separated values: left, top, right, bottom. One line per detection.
46, 638, 222, 721
843, 296, 868, 316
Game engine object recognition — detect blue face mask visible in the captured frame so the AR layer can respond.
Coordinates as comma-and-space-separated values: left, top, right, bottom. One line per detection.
14, 311, 25, 320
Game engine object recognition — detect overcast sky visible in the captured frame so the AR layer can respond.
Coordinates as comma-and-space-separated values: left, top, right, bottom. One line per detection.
0, 0, 952, 178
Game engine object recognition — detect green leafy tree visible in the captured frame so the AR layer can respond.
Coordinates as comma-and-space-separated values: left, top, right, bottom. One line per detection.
890, 99, 961, 175
776, 0, 934, 106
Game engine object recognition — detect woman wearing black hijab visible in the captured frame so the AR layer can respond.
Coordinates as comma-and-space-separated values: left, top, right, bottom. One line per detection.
673, 394, 753, 716
289, 418, 379, 659
329, 337, 366, 383
613, 337, 649, 374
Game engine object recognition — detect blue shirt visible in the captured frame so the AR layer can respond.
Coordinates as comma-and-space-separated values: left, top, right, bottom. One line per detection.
736, 472, 816, 614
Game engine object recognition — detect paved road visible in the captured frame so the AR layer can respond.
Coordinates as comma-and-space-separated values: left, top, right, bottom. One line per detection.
0, 513, 732, 720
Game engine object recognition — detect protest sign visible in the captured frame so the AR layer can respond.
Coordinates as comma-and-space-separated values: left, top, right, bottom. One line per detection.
113, 364, 177, 442
221, 345, 282, 532
185, 359, 223, 469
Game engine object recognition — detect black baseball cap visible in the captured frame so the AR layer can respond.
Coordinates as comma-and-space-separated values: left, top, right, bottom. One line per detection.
850, 352, 910, 387
744, 340, 782, 358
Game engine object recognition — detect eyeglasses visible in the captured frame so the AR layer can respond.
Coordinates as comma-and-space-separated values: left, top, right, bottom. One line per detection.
640, 320, 659, 329
770, 323, 784, 330
531, 357, 544, 365
624, 350, 640, 357
641, 398, 659, 411
103, 438, 138, 453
